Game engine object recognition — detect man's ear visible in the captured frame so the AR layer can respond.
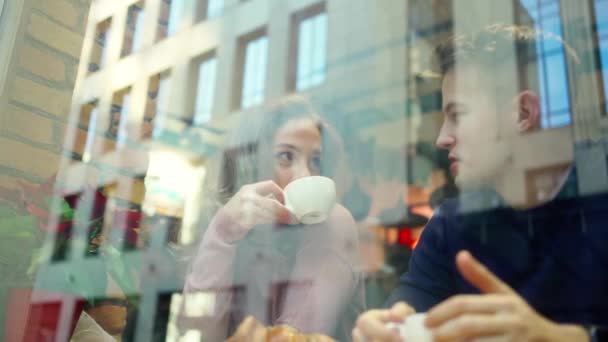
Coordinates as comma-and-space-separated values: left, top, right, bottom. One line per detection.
515, 90, 541, 133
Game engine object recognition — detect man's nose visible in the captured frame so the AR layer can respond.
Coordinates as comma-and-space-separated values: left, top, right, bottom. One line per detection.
436, 123, 456, 150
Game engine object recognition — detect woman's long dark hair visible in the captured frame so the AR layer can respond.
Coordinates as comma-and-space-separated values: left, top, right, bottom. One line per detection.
198, 95, 347, 232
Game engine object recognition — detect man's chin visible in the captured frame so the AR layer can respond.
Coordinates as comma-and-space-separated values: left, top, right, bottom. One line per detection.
455, 173, 484, 191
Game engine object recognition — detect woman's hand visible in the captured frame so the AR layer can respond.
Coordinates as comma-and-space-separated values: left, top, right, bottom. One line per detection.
352, 302, 416, 342
425, 250, 589, 342
221, 181, 296, 243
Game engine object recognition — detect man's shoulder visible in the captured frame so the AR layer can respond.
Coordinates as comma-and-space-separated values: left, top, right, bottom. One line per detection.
417, 198, 461, 249
421, 192, 502, 248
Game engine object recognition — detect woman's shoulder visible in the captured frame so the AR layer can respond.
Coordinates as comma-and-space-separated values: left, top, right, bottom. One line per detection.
318, 204, 359, 244
327, 204, 357, 229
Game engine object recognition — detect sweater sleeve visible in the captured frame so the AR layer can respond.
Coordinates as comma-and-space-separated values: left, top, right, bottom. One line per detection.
182, 208, 243, 339
275, 204, 365, 335
384, 207, 458, 312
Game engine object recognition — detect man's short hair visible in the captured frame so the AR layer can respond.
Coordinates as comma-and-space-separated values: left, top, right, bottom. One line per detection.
434, 24, 579, 96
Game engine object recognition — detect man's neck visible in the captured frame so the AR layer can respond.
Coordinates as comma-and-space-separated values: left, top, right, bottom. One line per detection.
494, 163, 573, 210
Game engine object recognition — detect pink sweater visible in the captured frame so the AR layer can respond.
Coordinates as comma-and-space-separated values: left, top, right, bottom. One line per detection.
184, 204, 365, 340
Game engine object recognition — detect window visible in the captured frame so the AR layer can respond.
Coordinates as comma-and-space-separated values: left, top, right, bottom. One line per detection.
108, 87, 132, 148
520, 0, 572, 128
77, 101, 99, 162
290, 3, 328, 91
234, 28, 268, 109
17, 2, 608, 341
594, 0, 608, 115
147, 71, 172, 138
197, 0, 224, 21
526, 163, 572, 203
157, 0, 185, 41
122, 1, 145, 57
189, 52, 218, 125
88, 18, 112, 72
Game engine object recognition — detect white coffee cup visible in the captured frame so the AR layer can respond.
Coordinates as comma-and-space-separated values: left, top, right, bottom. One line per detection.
387, 313, 433, 342
387, 313, 507, 342
283, 176, 337, 225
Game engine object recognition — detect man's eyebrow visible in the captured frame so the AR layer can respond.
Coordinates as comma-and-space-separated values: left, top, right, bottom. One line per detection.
443, 102, 456, 114
443, 102, 466, 114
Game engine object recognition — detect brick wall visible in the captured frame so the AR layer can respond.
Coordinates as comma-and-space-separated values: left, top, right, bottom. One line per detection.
0, 0, 92, 188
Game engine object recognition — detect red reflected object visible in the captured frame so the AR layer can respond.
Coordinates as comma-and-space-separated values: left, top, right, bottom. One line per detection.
5, 288, 85, 342
397, 229, 420, 249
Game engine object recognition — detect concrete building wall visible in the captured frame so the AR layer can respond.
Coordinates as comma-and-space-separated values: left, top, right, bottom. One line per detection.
60, 0, 413, 200
0, 0, 92, 188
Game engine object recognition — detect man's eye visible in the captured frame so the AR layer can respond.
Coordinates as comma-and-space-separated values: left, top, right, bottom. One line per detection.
450, 111, 467, 123
457, 111, 469, 117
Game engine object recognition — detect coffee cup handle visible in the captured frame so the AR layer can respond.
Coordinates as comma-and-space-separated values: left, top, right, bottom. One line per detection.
283, 198, 293, 213
285, 204, 296, 216
284, 203, 301, 224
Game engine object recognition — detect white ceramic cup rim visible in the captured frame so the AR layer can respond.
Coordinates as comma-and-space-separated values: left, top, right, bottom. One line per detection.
283, 176, 334, 194
283, 176, 336, 224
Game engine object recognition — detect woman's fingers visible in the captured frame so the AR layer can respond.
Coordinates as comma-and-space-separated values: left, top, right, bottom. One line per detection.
231, 180, 296, 232
251, 180, 285, 203
246, 196, 295, 225
259, 197, 297, 224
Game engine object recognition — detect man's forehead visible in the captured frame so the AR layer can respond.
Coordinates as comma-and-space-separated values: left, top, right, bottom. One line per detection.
441, 70, 476, 112
441, 65, 509, 110
442, 65, 484, 90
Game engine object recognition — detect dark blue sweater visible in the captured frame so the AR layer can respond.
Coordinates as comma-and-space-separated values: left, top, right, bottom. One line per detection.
386, 178, 608, 325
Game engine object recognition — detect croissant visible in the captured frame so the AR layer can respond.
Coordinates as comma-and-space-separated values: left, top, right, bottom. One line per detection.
225, 317, 335, 342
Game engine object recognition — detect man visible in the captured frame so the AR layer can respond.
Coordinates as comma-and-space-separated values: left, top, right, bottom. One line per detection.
353, 25, 608, 342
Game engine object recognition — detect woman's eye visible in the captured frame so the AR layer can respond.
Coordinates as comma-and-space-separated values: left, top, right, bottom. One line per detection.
275, 151, 293, 165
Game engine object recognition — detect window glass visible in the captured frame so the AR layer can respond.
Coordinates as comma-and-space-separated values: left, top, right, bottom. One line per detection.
520, 0, 572, 127
193, 55, 218, 124
4, 1, 608, 341
240, 34, 268, 108
296, 11, 328, 90
149, 71, 172, 138
595, 0, 608, 114
158, 0, 184, 40
207, 0, 224, 19
89, 18, 112, 72
122, 1, 145, 56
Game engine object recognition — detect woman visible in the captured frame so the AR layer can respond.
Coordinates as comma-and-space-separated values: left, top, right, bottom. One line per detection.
183, 96, 365, 341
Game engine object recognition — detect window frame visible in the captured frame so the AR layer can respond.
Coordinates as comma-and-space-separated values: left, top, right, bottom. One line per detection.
232, 27, 269, 110
287, 2, 328, 92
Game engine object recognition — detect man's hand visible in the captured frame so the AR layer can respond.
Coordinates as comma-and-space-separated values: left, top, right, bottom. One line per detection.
425, 250, 589, 342
352, 302, 415, 342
